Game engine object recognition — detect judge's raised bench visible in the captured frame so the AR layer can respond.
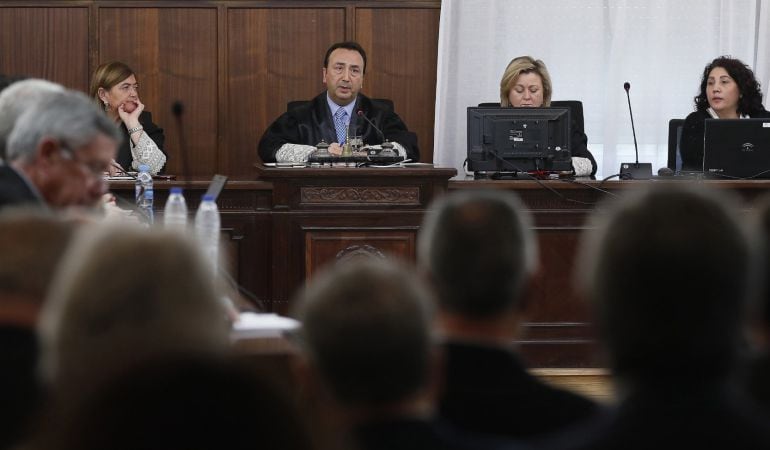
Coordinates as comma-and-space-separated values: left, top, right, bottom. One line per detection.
109, 167, 770, 369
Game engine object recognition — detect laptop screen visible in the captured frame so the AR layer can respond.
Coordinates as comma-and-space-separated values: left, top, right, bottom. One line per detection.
703, 118, 770, 179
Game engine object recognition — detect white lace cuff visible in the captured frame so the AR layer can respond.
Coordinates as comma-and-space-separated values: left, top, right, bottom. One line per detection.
572, 156, 593, 177
130, 132, 166, 175
275, 144, 316, 163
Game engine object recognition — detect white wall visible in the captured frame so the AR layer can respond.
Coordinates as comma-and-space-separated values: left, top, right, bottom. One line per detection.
435, 0, 769, 177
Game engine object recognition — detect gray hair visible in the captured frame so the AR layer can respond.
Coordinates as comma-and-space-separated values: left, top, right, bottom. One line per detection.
6, 89, 121, 164
0, 79, 64, 160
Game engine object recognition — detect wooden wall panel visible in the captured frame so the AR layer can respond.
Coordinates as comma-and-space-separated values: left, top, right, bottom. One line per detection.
227, 8, 345, 177
1, 1, 441, 177
0, 7, 89, 91
356, 7, 440, 163
97, 7, 218, 177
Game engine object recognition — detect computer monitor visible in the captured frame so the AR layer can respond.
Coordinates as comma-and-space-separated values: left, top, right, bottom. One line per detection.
703, 118, 770, 178
467, 106, 572, 174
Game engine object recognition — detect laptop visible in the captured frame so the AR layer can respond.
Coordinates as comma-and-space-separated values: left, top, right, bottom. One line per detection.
703, 118, 770, 178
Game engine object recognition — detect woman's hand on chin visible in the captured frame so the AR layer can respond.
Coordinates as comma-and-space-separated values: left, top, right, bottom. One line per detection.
118, 99, 144, 128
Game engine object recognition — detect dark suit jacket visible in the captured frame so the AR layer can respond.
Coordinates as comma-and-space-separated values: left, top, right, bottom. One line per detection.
440, 341, 599, 439
117, 110, 166, 172
747, 353, 770, 414
0, 165, 42, 210
550, 382, 770, 450
0, 326, 41, 450
258, 92, 419, 162
353, 417, 516, 450
680, 108, 770, 171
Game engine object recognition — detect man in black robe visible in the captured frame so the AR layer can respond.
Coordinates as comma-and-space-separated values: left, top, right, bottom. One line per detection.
258, 41, 418, 163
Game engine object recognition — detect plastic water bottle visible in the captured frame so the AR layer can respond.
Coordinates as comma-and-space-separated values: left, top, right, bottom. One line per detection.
135, 164, 154, 224
195, 195, 220, 276
163, 187, 188, 232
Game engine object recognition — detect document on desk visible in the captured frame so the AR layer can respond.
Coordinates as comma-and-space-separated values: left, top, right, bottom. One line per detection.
231, 312, 300, 338
263, 162, 307, 168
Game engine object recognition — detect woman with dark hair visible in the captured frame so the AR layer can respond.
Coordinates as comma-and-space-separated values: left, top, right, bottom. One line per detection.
90, 61, 166, 175
680, 56, 770, 171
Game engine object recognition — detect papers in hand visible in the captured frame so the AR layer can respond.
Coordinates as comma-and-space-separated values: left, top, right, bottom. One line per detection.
231, 312, 300, 338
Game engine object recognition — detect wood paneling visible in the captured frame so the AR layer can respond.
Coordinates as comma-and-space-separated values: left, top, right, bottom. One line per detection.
227, 7, 346, 176
0, 7, 89, 91
356, 7, 440, 163
0, 1, 441, 176
97, 7, 218, 177
304, 229, 416, 279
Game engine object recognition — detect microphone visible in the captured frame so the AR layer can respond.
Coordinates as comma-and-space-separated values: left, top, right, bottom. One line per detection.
171, 101, 184, 117
619, 82, 652, 179
172, 100, 193, 191
357, 109, 397, 158
356, 109, 386, 143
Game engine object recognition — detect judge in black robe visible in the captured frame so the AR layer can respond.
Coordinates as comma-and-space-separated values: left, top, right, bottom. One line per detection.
258, 92, 419, 163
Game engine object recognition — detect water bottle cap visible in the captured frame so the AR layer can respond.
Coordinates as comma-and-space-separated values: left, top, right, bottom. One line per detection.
201, 195, 215, 202
138, 164, 150, 172
170, 187, 183, 194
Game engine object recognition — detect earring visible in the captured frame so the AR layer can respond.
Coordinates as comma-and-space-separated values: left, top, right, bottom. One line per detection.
103, 101, 109, 112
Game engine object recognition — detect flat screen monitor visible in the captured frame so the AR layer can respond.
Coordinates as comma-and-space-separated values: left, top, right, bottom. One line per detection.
466, 106, 572, 174
703, 118, 770, 178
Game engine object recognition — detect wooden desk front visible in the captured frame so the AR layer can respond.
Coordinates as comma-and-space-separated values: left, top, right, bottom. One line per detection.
111, 175, 770, 368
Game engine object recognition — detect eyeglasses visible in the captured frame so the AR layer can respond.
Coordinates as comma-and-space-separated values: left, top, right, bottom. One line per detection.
58, 142, 108, 178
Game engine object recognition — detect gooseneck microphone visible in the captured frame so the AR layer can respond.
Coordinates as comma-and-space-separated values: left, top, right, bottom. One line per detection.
619, 82, 652, 179
172, 100, 193, 190
356, 109, 386, 143
624, 82, 638, 162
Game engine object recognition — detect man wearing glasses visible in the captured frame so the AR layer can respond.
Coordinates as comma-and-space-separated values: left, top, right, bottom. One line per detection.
0, 90, 120, 211
258, 41, 419, 163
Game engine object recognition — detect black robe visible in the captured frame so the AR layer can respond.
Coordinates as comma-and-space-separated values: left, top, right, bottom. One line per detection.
258, 93, 419, 162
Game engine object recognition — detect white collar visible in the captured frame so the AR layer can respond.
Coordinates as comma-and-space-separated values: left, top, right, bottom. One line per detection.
707, 107, 749, 119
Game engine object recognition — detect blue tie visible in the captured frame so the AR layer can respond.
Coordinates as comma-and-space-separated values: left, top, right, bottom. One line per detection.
334, 107, 348, 144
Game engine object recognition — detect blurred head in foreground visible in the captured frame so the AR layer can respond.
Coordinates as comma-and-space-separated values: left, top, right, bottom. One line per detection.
38, 224, 230, 397
578, 184, 752, 386
293, 259, 437, 418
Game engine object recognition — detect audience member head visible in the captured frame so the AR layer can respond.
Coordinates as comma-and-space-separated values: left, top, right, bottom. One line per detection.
40, 357, 317, 450
323, 41, 366, 106
0, 78, 64, 160
38, 224, 230, 396
0, 210, 76, 450
694, 56, 765, 117
500, 56, 553, 107
89, 61, 140, 116
293, 259, 435, 413
0, 74, 26, 93
579, 184, 752, 385
752, 196, 770, 338
418, 190, 538, 321
0, 209, 76, 327
6, 90, 121, 209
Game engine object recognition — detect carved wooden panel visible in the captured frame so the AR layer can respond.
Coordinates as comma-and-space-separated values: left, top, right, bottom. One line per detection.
304, 229, 416, 281
299, 186, 420, 205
